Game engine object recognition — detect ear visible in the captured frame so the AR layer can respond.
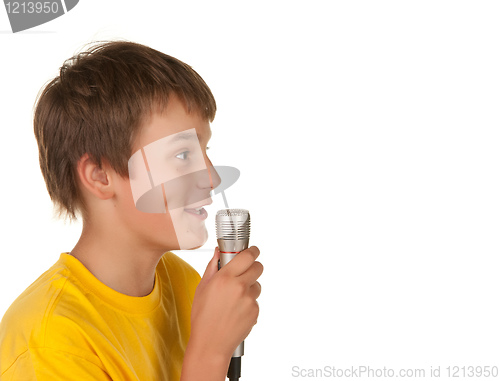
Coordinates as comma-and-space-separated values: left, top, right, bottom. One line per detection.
76, 153, 114, 200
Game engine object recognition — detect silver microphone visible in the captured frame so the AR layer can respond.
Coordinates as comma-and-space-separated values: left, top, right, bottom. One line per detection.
216, 209, 250, 361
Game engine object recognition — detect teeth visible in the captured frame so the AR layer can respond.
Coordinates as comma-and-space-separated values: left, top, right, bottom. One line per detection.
185, 207, 203, 214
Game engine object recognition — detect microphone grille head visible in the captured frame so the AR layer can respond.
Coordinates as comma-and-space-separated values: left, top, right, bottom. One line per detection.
216, 209, 249, 217
216, 209, 251, 240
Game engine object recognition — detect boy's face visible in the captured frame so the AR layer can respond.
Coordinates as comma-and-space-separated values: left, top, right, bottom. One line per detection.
116, 95, 220, 251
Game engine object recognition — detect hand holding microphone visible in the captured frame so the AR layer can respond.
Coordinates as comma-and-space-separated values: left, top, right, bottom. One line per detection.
184, 210, 262, 381
216, 209, 254, 380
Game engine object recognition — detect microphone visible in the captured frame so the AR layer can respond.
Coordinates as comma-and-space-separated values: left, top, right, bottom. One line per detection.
216, 209, 251, 381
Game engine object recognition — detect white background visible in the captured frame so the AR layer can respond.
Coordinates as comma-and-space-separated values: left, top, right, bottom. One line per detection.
1, 1, 499, 380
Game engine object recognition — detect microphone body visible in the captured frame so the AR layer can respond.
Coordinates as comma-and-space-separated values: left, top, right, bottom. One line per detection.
216, 209, 251, 360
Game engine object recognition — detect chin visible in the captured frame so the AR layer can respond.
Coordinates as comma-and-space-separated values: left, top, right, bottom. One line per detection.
176, 228, 209, 250
168, 208, 210, 250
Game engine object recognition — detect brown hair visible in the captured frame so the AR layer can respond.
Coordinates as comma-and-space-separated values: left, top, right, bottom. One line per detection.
33, 40, 216, 221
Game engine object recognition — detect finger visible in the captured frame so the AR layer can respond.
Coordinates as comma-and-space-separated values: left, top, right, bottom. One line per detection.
249, 281, 262, 299
200, 247, 220, 284
238, 260, 263, 285
254, 300, 259, 325
222, 246, 260, 277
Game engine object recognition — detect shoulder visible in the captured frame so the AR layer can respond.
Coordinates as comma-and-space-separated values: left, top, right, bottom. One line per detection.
0, 256, 72, 338
0, 255, 89, 373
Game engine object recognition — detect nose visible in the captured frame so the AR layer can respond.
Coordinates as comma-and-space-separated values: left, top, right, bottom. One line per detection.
207, 164, 222, 191
197, 156, 221, 191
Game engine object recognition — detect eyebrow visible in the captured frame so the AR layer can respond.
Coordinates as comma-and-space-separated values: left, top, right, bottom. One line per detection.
169, 129, 212, 143
169, 131, 199, 142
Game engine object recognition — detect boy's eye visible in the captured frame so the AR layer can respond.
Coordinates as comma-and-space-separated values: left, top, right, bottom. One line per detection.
176, 151, 189, 160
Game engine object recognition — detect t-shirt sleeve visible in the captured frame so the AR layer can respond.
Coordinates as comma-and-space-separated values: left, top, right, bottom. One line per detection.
2, 347, 112, 381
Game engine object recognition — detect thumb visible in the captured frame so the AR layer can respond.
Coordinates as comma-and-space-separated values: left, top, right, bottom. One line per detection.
199, 247, 220, 285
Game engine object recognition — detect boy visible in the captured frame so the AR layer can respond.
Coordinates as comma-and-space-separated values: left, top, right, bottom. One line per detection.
0, 41, 263, 380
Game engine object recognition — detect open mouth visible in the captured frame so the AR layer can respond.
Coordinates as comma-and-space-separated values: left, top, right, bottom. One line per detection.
184, 207, 208, 220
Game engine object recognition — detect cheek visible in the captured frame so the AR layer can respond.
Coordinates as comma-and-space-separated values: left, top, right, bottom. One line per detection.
163, 176, 193, 208
117, 179, 172, 229
146, 213, 176, 234
132, 210, 180, 248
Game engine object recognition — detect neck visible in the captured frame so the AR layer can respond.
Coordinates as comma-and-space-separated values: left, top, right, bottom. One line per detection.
70, 218, 165, 297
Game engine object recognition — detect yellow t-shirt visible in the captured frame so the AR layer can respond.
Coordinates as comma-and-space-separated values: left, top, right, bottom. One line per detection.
0, 252, 201, 380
